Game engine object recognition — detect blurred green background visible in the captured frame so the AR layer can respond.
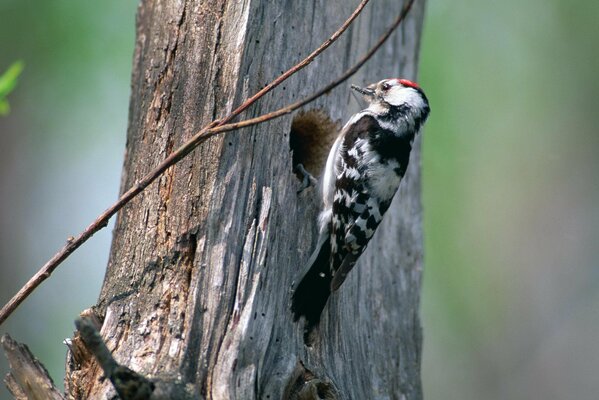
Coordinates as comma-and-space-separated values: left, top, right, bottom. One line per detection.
0, 1, 597, 399
421, 1, 599, 399
0, 1, 137, 398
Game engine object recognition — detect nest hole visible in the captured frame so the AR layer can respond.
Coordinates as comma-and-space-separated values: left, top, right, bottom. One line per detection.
289, 110, 340, 180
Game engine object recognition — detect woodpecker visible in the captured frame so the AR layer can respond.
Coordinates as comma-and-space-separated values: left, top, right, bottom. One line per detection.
291, 78, 430, 337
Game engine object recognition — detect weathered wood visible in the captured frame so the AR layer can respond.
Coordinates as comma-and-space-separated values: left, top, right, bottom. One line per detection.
1, 334, 64, 400
65, 0, 427, 398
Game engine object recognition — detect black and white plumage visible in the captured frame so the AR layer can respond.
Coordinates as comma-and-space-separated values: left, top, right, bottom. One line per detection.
291, 78, 430, 335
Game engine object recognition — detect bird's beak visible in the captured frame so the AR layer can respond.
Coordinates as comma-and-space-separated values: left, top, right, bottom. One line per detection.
351, 84, 375, 98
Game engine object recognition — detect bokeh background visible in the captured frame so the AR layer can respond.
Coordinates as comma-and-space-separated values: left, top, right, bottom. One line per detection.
0, 1, 597, 399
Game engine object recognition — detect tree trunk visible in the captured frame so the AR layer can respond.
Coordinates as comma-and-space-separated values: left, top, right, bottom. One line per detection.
65, 0, 426, 398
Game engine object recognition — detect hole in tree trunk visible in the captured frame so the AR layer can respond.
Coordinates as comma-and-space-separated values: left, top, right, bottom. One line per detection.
289, 110, 340, 180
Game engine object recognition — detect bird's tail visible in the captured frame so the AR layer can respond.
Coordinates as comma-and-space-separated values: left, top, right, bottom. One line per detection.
291, 234, 331, 340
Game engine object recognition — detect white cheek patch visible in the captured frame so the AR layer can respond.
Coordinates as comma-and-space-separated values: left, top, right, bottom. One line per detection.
385, 87, 426, 109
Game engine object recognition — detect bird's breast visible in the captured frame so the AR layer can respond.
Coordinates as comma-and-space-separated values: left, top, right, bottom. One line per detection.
364, 155, 403, 201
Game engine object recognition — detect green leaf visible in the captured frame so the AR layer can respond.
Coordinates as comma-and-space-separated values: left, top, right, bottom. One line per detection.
0, 60, 25, 101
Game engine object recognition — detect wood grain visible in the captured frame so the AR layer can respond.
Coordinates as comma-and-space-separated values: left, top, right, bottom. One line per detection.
65, 1, 427, 398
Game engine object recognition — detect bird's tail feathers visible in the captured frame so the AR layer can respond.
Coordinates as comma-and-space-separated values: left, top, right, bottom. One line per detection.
291, 234, 331, 339
330, 253, 358, 291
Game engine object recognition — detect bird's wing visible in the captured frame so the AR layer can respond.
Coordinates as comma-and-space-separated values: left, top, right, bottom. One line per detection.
331, 192, 386, 291
330, 114, 381, 289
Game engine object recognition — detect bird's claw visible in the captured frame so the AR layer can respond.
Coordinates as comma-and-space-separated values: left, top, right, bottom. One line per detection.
294, 163, 317, 194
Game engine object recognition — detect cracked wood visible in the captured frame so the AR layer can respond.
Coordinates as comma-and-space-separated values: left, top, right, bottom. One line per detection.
64, 1, 427, 399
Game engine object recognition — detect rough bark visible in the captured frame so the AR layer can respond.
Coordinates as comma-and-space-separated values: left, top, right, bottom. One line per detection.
65, 1, 426, 398
2, 334, 64, 400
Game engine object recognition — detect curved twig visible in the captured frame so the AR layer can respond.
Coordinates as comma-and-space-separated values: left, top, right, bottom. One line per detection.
217, 0, 370, 126
0, 0, 370, 327
202, 0, 417, 139
0, 0, 415, 326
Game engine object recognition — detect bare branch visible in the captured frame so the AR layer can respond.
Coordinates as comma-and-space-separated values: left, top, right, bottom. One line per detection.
198, 0, 417, 140
0, 0, 415, 326
217, 0, 370, 126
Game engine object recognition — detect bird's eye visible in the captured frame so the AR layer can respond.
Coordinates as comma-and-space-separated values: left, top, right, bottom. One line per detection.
382, 82, 391, 91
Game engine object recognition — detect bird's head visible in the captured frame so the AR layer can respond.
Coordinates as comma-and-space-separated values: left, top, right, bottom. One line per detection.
351, 78, 429, 115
